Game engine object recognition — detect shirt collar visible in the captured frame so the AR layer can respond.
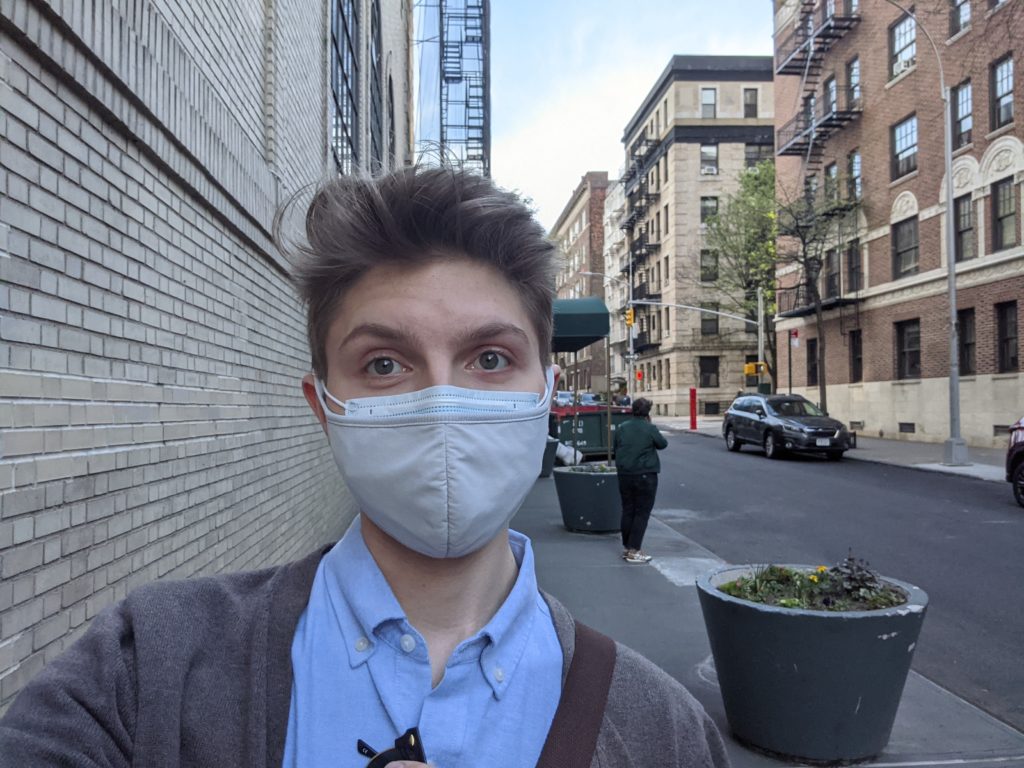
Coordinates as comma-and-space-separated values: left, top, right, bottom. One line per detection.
319, 518, 544, 699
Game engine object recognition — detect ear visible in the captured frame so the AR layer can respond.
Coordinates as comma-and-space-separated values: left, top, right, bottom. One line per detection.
301, 373, 328, 433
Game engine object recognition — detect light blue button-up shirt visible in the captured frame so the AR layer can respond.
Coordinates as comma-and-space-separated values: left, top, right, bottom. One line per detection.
281, 518, 563, 768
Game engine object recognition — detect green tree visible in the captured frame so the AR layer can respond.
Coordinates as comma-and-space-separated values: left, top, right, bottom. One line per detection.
702, 160, 778, 390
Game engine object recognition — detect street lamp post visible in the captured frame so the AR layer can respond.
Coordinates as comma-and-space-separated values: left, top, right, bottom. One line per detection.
580, 270, 635, 400
880, 0, 967, 465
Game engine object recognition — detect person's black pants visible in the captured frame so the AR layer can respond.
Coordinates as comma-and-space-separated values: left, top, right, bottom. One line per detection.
618, 472, 658, 551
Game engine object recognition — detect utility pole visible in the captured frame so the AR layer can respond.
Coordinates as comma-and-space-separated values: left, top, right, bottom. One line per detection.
757, 287, 765, 392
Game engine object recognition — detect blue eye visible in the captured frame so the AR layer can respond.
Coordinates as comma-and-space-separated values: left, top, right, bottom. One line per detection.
476, 351, 510, 371
366, 358, 405, 376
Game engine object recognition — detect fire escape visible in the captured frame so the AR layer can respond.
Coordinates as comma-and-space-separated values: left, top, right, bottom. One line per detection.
775, 0, 864, 334
619, 129, 661, 354
439, 0, 489, 176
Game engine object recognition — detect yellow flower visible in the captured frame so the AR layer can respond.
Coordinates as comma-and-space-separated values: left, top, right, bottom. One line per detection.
809, 574, 819, 583
817, 566, 828, 573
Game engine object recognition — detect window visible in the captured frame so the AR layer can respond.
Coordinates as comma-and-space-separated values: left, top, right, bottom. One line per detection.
664, 154, 669, 183
701, 88, 717, 119
954, 194, 975, 261
825, 162, 839, 201
846, 239, 862, 291
701, 303, 719, 335
892, 217, 919, 278
824, 76, 838, 113
700, 249, 718, 282
848, 149, 862, 199
895, 319, 921, 379
700, 144, 719, 174
996, 301, 1019, 372
992, 177, 1017, 251
890, 13, 916, 78
387, 75, 396, 166
991, 55, 1014, 129
744, 144, 773, 168
891, 115, 918, 179
990, 0, 1009, 9
329, 0, 360, 174
700, 197, 718, 224
663, 205, 669, 234
952, 80, 973, 147
848, 330, 863, 383
744, 88, 758, 118
950, 0, 970, 36
699, 357, 720, 388
369, 1, 384, 169
957, 308, 976, 375
824, 249, 841, 298
807, 338, 819, 386
847, 57, 861, 104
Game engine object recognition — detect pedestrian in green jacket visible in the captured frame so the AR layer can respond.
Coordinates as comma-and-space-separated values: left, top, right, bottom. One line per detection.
613, 398, 668, 564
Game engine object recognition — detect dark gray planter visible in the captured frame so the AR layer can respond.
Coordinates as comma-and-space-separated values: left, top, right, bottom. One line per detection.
697, 564, 928, 763
552, 466, 620, 533
539, 437, 559, 478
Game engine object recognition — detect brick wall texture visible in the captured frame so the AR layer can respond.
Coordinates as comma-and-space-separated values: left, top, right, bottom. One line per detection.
0, 0, 411, 710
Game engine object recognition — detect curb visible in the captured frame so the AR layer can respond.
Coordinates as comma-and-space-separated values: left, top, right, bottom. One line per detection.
661, 425, 1005, 485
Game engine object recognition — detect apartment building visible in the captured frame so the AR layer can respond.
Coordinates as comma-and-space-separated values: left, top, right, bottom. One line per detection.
0, 0, 412, 710
602, 179, 630, 392
616, 56, 775, 415
552, 172, 609, 392
773, 0, 1023, 447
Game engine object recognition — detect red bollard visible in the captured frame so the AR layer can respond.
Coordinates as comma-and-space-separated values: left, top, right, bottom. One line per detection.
689, 387, 697, 431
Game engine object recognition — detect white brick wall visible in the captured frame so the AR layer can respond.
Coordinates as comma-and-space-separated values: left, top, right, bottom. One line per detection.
0, 0, 412, 711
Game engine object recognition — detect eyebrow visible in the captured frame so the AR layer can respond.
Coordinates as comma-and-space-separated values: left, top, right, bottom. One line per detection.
338, 321, 532, 350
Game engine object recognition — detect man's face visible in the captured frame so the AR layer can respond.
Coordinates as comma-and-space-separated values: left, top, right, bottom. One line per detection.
306, 257, 546, 415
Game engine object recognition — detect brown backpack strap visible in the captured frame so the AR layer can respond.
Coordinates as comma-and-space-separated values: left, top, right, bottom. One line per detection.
535, 621, 617, 768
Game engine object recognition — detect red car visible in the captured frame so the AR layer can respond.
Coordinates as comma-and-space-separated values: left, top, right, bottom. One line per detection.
1008, 416, 1024, 508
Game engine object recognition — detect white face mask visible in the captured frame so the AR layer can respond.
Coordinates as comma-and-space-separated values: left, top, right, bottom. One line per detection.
315, 368, 554, 558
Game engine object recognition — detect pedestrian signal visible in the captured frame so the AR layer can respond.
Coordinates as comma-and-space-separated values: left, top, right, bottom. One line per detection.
744, 362, 768, 376
636, 369, 643, 380
625, 307, 635, 326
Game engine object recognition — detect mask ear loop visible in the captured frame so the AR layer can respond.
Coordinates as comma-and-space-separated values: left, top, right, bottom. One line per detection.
315, 378, 348, 415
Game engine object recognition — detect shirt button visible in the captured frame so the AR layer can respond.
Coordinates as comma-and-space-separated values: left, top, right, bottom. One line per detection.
355, 637, 370, 652
493, 666, 505, 683
400, 634, 416, 653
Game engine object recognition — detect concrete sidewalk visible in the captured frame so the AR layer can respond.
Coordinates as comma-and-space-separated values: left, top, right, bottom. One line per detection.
515, 478, 1024, 768
654, 416, 1008, 483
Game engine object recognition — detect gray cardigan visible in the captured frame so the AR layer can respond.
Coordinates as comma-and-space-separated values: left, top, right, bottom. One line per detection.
0, 547, 730, 768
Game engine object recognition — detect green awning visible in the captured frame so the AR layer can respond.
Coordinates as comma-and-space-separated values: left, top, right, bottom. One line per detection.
552, 297, 610, 353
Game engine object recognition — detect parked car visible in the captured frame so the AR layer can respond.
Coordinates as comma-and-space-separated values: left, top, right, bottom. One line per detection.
723, 394, 852, 461
1006, 416, 1024, 508
553, 390, 574, 408
578, 393, 602, 406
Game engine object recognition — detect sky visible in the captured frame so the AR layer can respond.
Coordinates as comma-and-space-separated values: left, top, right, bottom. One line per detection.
489, 1, 775, 231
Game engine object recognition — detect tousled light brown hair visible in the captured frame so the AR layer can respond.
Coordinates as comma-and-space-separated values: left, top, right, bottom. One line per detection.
284, 166, 556, 379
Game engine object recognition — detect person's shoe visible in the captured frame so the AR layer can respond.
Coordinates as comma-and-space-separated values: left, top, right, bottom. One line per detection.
622, 548, 632, 559
625, 551, 652, 564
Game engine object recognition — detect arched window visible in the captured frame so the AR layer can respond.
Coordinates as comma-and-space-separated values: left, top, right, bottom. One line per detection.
329, 0, 359, 174
369, 0, 384, 170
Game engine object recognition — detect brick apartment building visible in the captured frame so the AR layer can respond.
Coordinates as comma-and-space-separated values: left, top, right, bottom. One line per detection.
0, 1, 412, 710
614, 56, 775, 416
773, 0, 1023, 448
552, 172, 610, 393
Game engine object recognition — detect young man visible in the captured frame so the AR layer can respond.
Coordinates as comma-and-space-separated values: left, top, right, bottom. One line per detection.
614, 397, 668, 564
0, 168, 728, 768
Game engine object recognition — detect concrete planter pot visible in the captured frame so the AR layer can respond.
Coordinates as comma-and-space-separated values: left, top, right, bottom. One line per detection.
697, 564, 928, 763
552, 466, 620, 533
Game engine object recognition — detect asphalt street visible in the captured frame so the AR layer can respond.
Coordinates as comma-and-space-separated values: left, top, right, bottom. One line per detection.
516, 430, 1024, 749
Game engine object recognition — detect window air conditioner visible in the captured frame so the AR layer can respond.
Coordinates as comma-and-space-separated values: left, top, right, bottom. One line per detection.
700, 166, 719, 175
892, 58, 913, 77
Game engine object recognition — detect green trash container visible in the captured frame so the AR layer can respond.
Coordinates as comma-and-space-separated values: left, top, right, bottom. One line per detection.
554, 410, 632, 458
539, 437, 559, 478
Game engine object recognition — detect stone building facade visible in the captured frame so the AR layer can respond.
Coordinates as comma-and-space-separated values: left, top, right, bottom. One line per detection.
0, 0, 412, 710
552, 171, 609, 393
773, 0, 1023, 448
616, 56, 775, 416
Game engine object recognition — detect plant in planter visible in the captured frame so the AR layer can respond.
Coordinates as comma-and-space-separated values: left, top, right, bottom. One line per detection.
552, 463, 620, 532
697, 553, 928, 763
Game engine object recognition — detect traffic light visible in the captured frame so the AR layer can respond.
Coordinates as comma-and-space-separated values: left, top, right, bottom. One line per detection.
625, 307, 635, 326
744, 362, 768, 376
